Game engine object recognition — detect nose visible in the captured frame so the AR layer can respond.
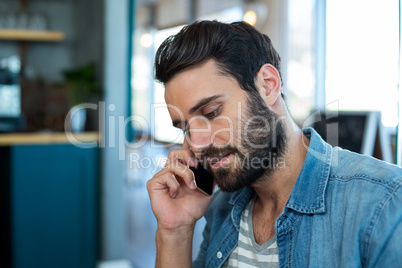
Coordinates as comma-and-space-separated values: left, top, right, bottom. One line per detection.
186, 117, 213, 154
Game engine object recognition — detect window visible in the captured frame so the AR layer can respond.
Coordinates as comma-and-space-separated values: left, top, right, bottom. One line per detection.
325, 0, 399, 127
287, 0, 315, 123
152, 25, 187, 144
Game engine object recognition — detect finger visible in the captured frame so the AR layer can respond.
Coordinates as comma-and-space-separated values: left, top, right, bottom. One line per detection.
147, 172, 180, 198
166, 160, 196, 190
167, 148, 198, 168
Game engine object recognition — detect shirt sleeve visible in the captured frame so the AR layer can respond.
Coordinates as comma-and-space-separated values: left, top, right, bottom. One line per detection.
365, 182, 402, 267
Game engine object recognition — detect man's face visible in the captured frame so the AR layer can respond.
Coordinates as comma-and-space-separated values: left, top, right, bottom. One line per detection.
165, 60, 287, 192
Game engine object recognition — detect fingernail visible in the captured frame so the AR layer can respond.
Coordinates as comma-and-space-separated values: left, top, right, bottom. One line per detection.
190, 180, 197, 189
190, 157, 198, 166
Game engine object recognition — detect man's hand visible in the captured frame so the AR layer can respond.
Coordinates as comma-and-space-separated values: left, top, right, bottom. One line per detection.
147, 146, 213, 267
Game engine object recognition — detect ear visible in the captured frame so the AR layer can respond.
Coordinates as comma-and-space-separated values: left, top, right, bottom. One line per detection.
255, 64, 281, 106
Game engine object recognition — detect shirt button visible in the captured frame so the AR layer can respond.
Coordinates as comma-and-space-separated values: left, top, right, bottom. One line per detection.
217, 251, 222, 259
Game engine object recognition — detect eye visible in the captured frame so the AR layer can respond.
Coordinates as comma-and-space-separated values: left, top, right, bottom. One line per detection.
204, 106, 221, 119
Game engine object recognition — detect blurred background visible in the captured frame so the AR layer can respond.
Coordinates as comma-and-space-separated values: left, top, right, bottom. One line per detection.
0, 0, 401, 267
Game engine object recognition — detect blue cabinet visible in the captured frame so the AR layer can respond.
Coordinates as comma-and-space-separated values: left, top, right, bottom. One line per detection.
2, 142, 99, 268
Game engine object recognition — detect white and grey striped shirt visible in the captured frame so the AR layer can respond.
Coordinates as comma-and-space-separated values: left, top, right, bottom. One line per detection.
222, 196, 279, 268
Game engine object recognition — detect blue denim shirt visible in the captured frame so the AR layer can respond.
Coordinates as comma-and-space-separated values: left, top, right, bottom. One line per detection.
193, 128, 402, 268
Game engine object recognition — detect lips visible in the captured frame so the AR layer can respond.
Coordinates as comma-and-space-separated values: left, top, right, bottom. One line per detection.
208, 153, 231, 168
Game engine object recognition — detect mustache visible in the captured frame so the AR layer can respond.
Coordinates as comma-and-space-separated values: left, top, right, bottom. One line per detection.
199, 144, 242, 162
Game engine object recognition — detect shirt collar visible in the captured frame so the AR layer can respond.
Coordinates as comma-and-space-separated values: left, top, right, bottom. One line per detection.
285, 127, 332, 214
229, 186, 254, 207
228, 187, 255, 230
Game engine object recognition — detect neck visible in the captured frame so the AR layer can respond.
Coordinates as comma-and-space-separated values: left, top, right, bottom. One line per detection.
252, 116, 309, 215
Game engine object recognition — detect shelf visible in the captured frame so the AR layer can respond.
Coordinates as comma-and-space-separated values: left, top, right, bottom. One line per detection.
0, 29, 65, 42
0, 132, 99, 145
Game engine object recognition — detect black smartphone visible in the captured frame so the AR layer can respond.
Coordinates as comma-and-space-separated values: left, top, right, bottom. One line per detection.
190, 163, 215, 196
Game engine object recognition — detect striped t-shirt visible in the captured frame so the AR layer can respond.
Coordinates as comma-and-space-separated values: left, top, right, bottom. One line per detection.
222, 195, 279, 268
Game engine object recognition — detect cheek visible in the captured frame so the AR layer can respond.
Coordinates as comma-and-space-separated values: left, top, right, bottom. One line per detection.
210, 117, 239, 146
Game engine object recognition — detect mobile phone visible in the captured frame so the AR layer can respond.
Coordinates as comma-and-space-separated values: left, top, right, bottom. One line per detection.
190, 163, 214, 196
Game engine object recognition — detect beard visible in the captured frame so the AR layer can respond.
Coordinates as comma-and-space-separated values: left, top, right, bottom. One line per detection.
201, 91, 287, 192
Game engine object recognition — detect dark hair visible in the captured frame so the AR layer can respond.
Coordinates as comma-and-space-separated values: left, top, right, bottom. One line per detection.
154, 20, 282, 95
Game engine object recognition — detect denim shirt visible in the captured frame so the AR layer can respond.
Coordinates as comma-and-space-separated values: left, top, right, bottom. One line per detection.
193, 128, 402, 268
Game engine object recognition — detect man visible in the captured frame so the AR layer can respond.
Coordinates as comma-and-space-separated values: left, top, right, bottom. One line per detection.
147, 20, 402, 267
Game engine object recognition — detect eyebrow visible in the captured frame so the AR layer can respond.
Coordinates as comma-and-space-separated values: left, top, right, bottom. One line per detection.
172, 94, 224, 128
189, 94, 224, 114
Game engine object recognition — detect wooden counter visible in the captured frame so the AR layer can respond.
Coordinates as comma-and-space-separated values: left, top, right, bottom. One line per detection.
0, 132, 99, 146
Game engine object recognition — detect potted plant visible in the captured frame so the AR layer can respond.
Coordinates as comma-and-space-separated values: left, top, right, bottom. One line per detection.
63, 62, 102, 132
